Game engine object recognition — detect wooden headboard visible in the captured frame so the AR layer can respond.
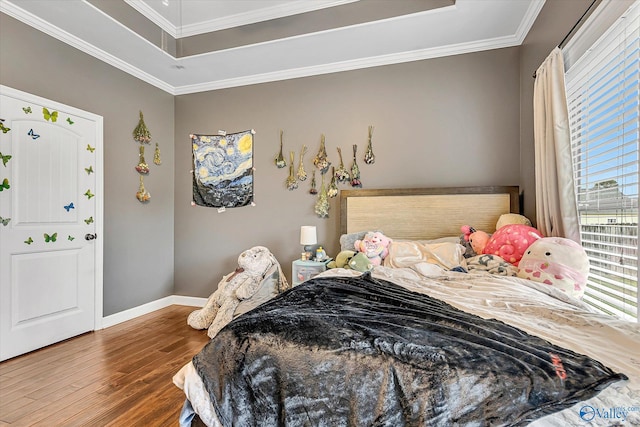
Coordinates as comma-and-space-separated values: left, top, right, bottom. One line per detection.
340, 186, 520, 241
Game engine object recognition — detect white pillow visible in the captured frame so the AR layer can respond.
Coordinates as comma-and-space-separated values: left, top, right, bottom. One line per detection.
383, 241, 466, 270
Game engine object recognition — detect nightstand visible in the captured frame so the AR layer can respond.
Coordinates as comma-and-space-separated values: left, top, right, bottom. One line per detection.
292, 259, 331, 286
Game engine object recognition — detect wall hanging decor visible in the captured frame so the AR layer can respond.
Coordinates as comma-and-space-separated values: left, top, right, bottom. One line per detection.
191, 129, 255, 208
350, 144, 362, 188
275, 130, 286, 168
296, 145, 308, 181
335, 147, 350, 183
135, 145, 150, 174
136, 175, 150, 203
313, 134, 330, 174
328, 166, 338, 198
314, 172, 329, 218
133, 110, 151, 143
286, 151, 298, 190
153, 143, 162, 165
309, 170, 317, 195
364, 125, 376, 164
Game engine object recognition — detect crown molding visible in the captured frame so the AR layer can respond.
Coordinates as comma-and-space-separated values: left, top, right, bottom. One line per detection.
1, 0, 176, 94
125, 0, 359, 39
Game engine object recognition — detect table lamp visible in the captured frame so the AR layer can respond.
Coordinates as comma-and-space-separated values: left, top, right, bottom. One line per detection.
300, 226, 317, 260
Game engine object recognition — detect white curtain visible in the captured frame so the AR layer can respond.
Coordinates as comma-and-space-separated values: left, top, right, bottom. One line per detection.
533, 47, 581, 243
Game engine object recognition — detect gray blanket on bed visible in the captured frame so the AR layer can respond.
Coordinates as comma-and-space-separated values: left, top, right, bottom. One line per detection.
192, 272, 626, 426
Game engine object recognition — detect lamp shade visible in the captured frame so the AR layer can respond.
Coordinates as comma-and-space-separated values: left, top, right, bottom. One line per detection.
300, 226, 317, 245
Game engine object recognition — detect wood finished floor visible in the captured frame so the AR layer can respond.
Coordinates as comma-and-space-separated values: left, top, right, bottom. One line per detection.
0, 305, 210, 427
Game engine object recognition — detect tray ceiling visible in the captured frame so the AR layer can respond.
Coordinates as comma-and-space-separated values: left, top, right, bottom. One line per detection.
0, 0, 546, 94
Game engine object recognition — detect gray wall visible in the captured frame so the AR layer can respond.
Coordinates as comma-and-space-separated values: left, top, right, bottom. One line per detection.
0, 14, 175, 316
174, 48, 521, 296
1, 0, 589, 310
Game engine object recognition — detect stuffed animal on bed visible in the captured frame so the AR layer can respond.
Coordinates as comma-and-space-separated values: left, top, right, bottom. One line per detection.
517, 237, 590, 299
354, 231, 392, 266
327, 250, 374, 272
187, 246, 289, 338
462, 224, 543, 266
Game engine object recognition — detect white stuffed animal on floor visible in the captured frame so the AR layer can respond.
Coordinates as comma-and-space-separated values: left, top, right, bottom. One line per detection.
187, 246, 289, 338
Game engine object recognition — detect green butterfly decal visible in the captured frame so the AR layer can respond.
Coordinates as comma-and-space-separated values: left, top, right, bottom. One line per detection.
24, 237, 33, 245
84, 216, 94, 225
0, 122, 10, 134
43, 107, 58, 122
1, 152, 11, 167
0, 216, 10, 226
85, 166, 94, 175
0, 178, 9, 191
66, 117, 74, 125
68, 235, 75, 241
86, 144, 95, 153
84, 189, 94, 199
23, 107, 32, 114
44, 232, 58, 242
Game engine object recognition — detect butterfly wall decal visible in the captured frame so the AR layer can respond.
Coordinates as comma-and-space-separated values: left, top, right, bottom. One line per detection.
68, 235, 75, 241
84, 189, 94, 199
64, 202, 75, 212
86, 144, 95, 153
28, 129, 40, 140
0, 178, 9, 191
0, 152, 11, 167
84, 216, 94, 225
0, 216, 10, 226
85, 166, 94, 175
66, 118, 74, 125
0, 122, 10, 134
43, 107, 58, 122
23, 107, 32, 114
24, 237, 33, 245
44, 232, 58, 242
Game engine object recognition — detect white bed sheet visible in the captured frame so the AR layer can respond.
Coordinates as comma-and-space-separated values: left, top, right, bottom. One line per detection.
174, 265, 640, 426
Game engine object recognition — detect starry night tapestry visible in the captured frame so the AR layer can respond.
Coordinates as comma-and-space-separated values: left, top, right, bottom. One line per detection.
192, 130, 254, 208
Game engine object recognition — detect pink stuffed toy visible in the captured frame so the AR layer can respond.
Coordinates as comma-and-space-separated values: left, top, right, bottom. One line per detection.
462, 224, 543, 266
354, 231, 392, 266
517, 237, 589, 299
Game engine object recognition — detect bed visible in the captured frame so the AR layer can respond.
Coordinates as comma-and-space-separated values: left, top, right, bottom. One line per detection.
174, 186, 640, 426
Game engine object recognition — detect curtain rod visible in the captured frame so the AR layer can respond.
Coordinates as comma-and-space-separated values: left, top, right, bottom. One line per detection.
533, 0, 601, 78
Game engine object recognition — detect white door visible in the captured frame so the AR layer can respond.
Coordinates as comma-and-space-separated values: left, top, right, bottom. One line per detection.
0, 86, 103, 361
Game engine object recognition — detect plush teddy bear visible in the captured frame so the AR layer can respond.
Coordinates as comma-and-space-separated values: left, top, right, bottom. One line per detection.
461, 224, 543, 266
187, 246, 289, 338
517, 237, 589, 299
354, 231, 392, 266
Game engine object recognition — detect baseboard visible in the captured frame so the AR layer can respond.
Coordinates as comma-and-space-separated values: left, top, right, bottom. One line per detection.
101, 295, 207, 329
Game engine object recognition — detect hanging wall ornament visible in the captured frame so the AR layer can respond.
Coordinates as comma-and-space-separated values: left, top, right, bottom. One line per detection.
364, 125, 376, 165
335, 147, 350, 183
296, 145, 308, 181
133, 110, 151, 144
136, 175, 151, 202
350, 144, 362, 188
275, 130, 286, 168
309, 170, 318, 195
314, 172, 329, 218
135, 145, 150, 174
154, 143, 162, 165
327, 166, 338, 198
285, 151, 298, 190
313, 134, 330, 174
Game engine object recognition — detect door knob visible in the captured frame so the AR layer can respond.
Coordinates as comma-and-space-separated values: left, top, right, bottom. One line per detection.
85, 233, 97, 241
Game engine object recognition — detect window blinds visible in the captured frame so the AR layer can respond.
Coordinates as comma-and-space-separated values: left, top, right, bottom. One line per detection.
565, 1, 639, 321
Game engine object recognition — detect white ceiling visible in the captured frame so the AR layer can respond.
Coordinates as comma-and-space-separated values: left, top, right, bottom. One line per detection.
0, 0, 546, 95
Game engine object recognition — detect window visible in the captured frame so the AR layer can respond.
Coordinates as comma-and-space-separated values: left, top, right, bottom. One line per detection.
565, 1, 639, 321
